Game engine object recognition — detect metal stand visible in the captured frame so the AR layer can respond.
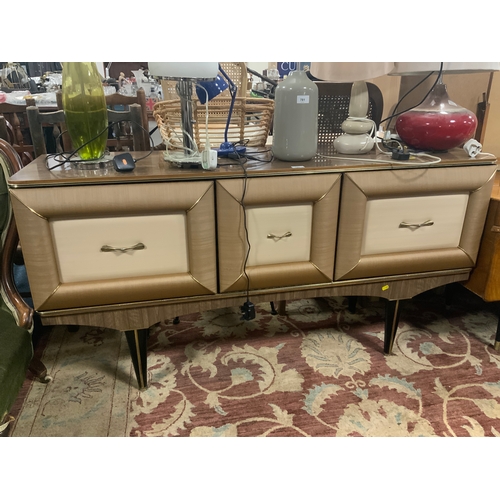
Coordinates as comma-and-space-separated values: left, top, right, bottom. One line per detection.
176, 79, 198, 157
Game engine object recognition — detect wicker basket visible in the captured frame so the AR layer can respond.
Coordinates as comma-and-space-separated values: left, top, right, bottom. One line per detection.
153, 97, 274, 152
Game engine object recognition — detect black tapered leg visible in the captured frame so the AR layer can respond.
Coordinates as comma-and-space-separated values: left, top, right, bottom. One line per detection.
384, 299, 402, 354
444, 283, 453, 309
270, 301, 278, 315
278, 300, 287, 316
495, 314, 500, 351
124, 328, 149, 390
348, 296, 358, 313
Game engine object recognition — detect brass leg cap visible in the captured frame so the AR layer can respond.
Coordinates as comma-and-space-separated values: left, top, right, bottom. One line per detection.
494, 341, 500, 351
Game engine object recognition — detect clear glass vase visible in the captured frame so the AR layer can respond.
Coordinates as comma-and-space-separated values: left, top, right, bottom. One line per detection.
61, 62, 108, 161
395, 83, 477, 151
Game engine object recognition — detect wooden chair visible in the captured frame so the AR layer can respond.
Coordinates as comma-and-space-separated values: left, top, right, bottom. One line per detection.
220, 62, 248, 97
315, 81, 384, 156
104, 87, 150, 151
27, 102, 147, 158
0, 98, 36, 166
0, 116, 11, 143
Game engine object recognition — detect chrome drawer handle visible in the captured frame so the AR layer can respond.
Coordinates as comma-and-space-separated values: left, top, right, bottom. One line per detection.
267, 231, 292, 241
100, 243, 146, 253
399, 220, 434, 230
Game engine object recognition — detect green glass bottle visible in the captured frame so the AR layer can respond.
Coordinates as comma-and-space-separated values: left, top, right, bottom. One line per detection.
61, 62, 108, 161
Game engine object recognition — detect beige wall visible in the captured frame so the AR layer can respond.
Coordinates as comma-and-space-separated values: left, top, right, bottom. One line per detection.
481, 72, 500, 157
368, 74, 401, 122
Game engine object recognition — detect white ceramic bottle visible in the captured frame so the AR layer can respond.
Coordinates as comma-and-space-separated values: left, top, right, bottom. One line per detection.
272, 70, 318, 161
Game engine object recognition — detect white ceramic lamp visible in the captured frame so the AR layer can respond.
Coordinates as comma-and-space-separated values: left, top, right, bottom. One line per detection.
310, 62, 394, 154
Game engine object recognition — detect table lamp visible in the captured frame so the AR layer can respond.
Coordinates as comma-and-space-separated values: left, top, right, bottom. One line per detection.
148, 62, 219, 165
309, 62, 394, 154
196, 65, 247, 157
389, 62, 500, 151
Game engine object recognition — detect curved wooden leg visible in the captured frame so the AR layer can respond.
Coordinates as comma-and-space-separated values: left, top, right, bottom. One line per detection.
384, 299, 402, 354
124, 329, 149, 390
0, 415, 15, 437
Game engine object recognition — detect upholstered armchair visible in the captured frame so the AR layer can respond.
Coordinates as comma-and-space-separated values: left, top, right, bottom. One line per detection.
0, 138, 33, 436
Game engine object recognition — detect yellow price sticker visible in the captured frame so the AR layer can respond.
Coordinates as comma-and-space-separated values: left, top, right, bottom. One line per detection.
382, 285, 389, 291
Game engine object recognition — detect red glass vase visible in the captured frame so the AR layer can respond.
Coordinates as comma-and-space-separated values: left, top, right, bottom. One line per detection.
395, 83, 477, 151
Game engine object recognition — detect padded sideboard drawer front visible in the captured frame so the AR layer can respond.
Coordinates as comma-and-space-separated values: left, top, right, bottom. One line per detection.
50, 213, 189, 282
246, 203, 313, 266
11, 180, 217, 310
335, 165, 497, 281
216, 173, 341, 292
362, 193, 469, 255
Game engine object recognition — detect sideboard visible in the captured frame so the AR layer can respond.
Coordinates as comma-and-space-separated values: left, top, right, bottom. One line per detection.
8, 149, 497, 389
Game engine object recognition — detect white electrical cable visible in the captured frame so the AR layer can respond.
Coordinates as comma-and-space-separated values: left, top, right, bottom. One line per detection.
476, 152, 498, 159
162, 84, 211, 165
317, 153, 441, 166
318, 119, 442, 166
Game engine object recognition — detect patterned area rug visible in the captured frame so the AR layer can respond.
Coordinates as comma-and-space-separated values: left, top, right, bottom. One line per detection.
10, 285, 500, 436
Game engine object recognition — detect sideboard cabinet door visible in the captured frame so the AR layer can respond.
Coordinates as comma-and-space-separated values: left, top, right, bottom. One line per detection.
334, 165, 496, 280
216, 173, 341, 292
11, 180, 217, 310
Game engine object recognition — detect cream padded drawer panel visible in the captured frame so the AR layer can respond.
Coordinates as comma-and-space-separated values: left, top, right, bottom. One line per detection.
247, 204, 313, 266
362, 194, 469, 255
50, 213, 188, 283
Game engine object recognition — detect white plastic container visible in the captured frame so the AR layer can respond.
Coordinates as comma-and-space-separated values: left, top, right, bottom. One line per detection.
272, 70, 318, 161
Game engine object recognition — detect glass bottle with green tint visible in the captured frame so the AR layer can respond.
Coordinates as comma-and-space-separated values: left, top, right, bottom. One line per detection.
61, 62, 108, 161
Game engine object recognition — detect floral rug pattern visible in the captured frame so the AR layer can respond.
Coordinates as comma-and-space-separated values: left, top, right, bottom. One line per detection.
11, 286, 500, 436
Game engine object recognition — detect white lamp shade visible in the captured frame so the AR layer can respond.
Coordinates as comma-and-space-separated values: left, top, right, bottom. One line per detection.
390, 62, 500, 75
309, 62, 394, 82
147, 62, 219, 80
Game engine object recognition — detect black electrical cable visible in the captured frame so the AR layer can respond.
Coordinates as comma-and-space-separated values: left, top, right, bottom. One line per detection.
45, 119, 155, 171
218, 142, 274, 166
381, 63, 444, 128
227, 148, 253, 306
379, 63, 445, 153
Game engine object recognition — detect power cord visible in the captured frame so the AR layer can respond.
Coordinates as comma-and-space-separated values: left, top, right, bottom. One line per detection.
378, 63, 445, 156
45, 118, 155, 171
227, 148, 255, 321
221, 145, 274, 320
219, 143, 274, 167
